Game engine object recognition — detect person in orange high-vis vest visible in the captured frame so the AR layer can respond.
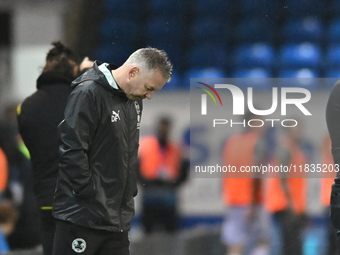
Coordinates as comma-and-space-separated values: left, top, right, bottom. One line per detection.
139, 136, 181, 181
221, 114, 269, 255
0, 147, 8, 196
264, 124, 308, 255
138, 117, 188, 233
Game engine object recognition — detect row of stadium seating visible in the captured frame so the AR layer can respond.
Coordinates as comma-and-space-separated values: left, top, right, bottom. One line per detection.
97, 16, 340, 64
102, 0, 340, 19
97, 0, 340, 89
166, 67, 339, 90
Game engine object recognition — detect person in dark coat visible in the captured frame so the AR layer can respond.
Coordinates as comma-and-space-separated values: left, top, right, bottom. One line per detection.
51, 47, 172, 255
17, 41, 92, 255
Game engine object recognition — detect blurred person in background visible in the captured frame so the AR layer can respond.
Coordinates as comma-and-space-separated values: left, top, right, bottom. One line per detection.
0, 104, 41, 250
0, 140, 9, 251
221, 113, 270, 255
320, 134, 338, 255
265, 123, 309, 255
138, 117, 189, 234
0, 147, 8, 200
17, 41, 93, 255
51, 47, 172, 255
0, 200, 19, 253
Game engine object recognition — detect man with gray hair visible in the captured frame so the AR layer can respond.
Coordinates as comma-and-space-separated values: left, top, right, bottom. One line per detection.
52, 47, 172, 255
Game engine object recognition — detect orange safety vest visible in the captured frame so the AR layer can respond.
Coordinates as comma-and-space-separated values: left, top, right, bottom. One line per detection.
0, 147, 8, 192
139, 136, 181, 180
320, 135, 335, 206
222, 131, 262, 206
264, 138, 307, 214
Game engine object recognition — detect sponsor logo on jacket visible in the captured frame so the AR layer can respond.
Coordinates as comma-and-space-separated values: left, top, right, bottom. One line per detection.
111, 110, 120, 122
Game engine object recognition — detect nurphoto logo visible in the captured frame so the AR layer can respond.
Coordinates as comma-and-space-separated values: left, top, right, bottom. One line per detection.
197, 82, 312, 128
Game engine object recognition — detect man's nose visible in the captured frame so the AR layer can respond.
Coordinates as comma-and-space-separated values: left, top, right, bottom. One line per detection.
145, 91, 154, 100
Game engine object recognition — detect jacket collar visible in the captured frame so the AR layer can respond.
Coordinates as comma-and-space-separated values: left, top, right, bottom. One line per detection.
72, 61, 128, 100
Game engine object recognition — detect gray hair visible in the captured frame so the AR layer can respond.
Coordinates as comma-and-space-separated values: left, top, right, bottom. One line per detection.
124, 47, 173, 82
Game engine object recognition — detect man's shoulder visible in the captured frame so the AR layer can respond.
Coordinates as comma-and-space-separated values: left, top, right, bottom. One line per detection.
72, 80, 103, 96
20, 88, 47, 113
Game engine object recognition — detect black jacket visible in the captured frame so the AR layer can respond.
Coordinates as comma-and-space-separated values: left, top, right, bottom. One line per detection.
17, 72, 74, 207
52, 61, 143, 232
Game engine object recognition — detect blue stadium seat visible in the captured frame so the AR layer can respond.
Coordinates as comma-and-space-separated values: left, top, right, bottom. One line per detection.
326, 45, 340, 68
283, 18, 323, 43
279, 43, 321, 69
103, 0, 139, 19
164, 47, 182, 70
186, 68, 225, 78
163, 72, 182, 90
285, 0, 323, 18
234, 43, 275, 69
195, 0, 232, 18
323, 70, 340, 89
235, 18, 276, 42
239, 0, 278, 18
325, 70, 340, 78
184, 68, 226, 89
233, 68, 271, 78
279, 68, 318, 78
232, 68, 271, 90
100, 18, 137, 44
95, 43, 135, 66
146, 18, 183, 45
191, 18, 229, 45
328, 0, 340, 15
146, 19, 184, 69
149, 0, 186, 17
188, 44, 228, 69
326, 19, 340, 43
278, 68, 319, 89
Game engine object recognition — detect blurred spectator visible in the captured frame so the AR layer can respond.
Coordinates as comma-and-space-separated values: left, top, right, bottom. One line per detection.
0, 200, 19, 253
320, 134, 338, 255
0, 147, 8, 200
221, 113, 270, 255
0, 104, 41, 250
265, 124, 309, 255
138, 117, 189, 233
17, 41, 92, 255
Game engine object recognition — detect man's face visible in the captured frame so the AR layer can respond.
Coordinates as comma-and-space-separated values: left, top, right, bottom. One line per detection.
125, 67, 167, 101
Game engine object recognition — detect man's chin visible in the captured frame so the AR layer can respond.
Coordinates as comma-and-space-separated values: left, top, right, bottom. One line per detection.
126, 95, 137, 100
128, 95, 144, 100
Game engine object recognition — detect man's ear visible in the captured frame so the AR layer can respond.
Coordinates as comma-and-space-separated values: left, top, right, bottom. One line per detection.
129, 67, 139, 79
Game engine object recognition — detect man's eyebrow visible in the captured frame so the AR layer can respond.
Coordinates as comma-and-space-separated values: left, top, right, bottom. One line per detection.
146, 84, 156, 90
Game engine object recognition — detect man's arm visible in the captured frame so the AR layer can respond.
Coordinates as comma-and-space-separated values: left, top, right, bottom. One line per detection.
58, 86, 99, 200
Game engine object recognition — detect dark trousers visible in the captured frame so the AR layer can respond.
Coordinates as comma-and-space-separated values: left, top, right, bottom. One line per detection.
40, 209, 56, 255
52, 220, 129, 255
332, 230, 340, 255
141, 204, 177, 233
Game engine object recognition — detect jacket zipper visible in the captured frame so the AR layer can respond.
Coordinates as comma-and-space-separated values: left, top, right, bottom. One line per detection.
118, 101, 131, 232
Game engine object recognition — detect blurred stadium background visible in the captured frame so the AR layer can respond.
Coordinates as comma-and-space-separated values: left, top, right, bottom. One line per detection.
0, 0, 338, 254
